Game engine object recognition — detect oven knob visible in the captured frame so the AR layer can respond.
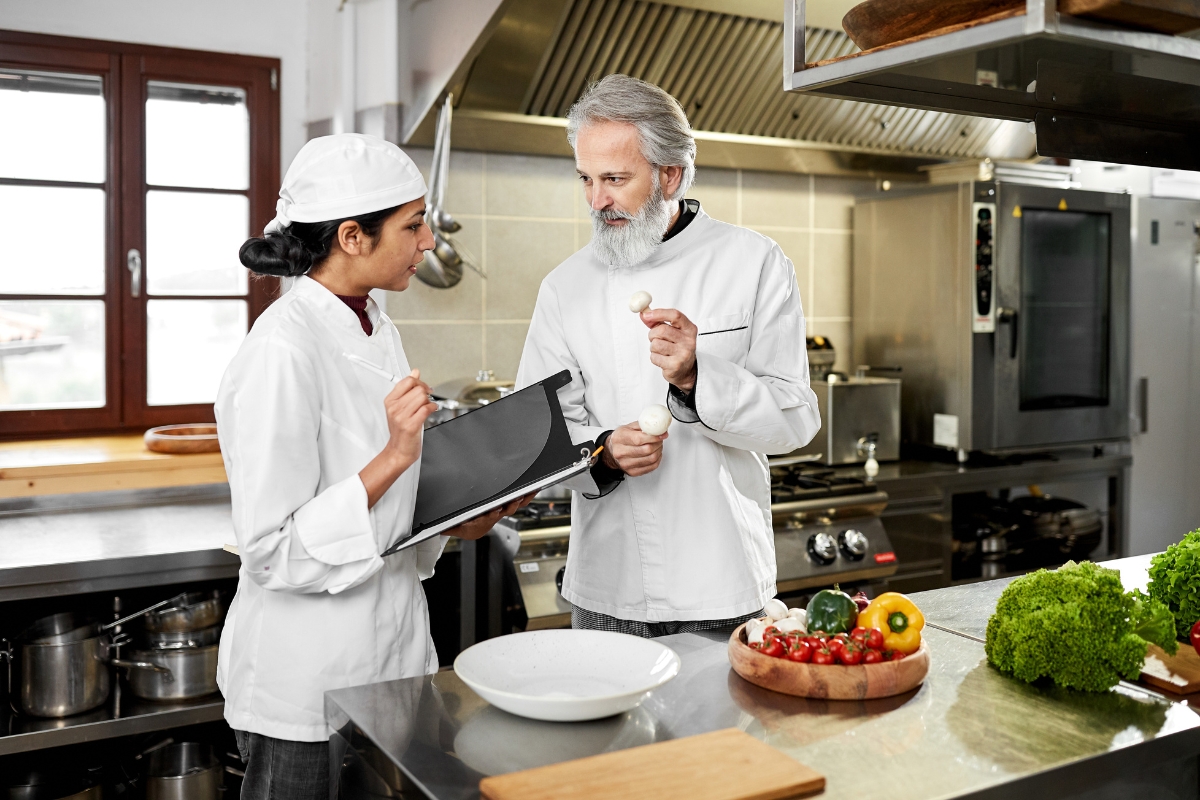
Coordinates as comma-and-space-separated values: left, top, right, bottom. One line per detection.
807, 532, 838, 565
839, 529, 868, 560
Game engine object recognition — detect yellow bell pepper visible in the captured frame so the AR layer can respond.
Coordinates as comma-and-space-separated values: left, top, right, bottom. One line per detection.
859, 592, 925, 654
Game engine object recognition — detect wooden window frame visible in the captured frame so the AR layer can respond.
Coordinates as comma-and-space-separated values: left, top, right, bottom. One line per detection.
0, 30, 279, 439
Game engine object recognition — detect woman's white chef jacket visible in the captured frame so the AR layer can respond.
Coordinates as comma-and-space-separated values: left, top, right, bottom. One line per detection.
214, 275, 444, 742
516, 206, 820, 623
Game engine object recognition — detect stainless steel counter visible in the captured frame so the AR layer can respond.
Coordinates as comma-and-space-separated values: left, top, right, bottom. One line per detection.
0, 485, 238, 601
325, 555, 1199, 800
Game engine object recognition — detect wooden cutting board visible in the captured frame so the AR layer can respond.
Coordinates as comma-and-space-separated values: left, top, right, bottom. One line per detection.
1059, 0, 1200, 35
1141, 642, 1200, 695
841, 0, 1024, 51
478, 728, 824, 800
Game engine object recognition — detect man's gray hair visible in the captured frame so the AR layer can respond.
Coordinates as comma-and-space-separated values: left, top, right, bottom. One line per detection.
566, 74, 696, 200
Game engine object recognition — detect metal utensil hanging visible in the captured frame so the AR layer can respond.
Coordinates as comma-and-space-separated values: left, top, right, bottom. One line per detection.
417, 95, 484, 289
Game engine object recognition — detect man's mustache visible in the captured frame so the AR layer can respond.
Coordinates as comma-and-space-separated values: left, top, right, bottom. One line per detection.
594, 208, 635, 222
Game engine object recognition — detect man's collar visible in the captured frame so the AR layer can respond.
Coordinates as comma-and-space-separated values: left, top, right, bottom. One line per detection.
662, 198, 699, 243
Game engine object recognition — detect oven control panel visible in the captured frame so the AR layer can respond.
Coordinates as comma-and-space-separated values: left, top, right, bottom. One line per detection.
972, 201, 997, 333
775, 516, 897, 593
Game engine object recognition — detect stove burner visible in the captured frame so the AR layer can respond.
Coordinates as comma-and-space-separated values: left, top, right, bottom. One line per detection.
769, 464, 873, 504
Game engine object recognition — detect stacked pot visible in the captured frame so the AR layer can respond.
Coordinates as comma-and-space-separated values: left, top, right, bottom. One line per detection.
112, 591, 225, 702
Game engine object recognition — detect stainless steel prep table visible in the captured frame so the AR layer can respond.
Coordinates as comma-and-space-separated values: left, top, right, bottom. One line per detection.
325, 555, 1199, 800
0, 485, 239, 602
0, 485, 238, 755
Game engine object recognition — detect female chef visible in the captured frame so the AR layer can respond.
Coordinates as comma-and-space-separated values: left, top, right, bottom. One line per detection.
216, 133, 524, 799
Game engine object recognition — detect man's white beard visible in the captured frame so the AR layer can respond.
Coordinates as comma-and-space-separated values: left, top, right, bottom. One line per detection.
589, 178, 674, 268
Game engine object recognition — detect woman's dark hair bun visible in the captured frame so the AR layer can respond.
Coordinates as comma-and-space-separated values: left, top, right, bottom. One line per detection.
239, 204, 403, 278
239, 232, 313, 277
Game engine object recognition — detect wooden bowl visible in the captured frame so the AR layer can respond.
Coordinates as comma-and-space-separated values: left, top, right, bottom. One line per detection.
144, 424, 220, 454
728, 624, 929, 700
841, 0, 1024, 52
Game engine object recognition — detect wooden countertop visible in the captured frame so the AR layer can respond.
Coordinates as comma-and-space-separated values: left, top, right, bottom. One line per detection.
0, 435, 226, 498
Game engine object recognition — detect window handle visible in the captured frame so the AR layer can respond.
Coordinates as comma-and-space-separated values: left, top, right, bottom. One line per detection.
127, 249, 142, 298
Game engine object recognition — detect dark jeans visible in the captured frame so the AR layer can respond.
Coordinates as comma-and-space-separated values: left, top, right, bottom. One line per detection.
234, 730, 328, 800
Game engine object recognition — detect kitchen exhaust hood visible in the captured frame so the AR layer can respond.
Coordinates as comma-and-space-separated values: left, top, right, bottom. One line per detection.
783, 0, 1200, 170
411, 0, 1039, 177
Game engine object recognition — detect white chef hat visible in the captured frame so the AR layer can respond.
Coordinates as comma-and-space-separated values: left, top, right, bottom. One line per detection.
265, 133, 428, 235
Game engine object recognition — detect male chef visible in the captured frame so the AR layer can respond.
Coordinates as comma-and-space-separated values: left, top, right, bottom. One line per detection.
515, 74, 821, 637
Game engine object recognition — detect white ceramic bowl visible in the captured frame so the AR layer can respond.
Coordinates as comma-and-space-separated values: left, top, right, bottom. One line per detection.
454, 629, 681, 721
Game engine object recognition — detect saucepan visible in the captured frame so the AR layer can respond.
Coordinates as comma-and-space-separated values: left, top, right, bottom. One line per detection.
112, 636, 220, 702
142, 591, 225, 633
4, 764, 102, 799
144, 742, 223, 800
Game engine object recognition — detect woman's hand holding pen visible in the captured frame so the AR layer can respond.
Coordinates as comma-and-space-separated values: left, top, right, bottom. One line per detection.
360, 369, 437, 508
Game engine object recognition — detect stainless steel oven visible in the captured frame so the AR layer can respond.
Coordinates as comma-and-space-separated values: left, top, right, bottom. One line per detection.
853, 181, 1130, 454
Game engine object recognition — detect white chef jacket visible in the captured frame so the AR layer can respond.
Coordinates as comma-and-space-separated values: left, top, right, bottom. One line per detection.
214, 275, 444, 742
516, 206, 820, 622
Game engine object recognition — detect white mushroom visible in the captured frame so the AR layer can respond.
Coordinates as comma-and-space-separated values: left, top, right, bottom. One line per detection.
746, 618, 768, 645
638, 404, 672, 436
628, 290, 653, 313
764, 598, 789, 621
772, 617, 805, 634
787, 607, 807, 626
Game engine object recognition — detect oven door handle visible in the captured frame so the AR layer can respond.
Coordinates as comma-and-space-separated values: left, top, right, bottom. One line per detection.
997, 307, 1018, 358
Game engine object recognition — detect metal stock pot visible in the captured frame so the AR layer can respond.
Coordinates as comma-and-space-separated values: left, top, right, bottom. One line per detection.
3, 613, 111, 718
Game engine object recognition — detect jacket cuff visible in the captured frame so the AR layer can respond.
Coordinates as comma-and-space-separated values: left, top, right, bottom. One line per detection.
666, 375, 701, 425
293, 474, 379, 565
585, 430, 624, 499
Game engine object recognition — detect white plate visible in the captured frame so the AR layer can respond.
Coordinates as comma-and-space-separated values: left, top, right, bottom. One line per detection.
453, 629, 681, 721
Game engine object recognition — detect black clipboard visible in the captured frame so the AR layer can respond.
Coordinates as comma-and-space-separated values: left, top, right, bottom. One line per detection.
383, 370, 591, 554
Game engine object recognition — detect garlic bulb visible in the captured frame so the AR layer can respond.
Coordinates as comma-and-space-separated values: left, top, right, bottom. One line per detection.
628, 290, 652, 313
638, 404, 672, 436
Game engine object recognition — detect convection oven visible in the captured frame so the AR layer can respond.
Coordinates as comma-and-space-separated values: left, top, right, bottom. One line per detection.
853, 181, 1131, 454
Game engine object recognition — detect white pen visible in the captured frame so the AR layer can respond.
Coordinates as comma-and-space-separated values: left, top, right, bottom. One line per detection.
342, 352, 436, 401
342, 352, 400, 384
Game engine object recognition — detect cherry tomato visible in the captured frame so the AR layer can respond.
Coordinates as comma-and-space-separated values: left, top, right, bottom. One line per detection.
803, 635, 824, 648
883, 650, 906, 662
833, 632, 850, 642
838, 644, 864, 665
811, 647, 836, 665
849, 626, 868, 644
764, 626, 782, 638
1191, 619, 1200, 653
864, 628, 886, 651
761, 638, 786, 658
862, 649, 883, 664
826, 638, 845, 656
787, 641, 814, 663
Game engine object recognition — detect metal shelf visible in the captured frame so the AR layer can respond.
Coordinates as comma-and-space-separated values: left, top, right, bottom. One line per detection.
784, 0, 1200, 169
0, 692, 224, 756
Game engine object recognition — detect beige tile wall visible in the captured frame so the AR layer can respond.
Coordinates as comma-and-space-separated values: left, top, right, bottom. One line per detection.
390, 148, 874, 386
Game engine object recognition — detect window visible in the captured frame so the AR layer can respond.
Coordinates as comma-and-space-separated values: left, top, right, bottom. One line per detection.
0, 31, 279, 436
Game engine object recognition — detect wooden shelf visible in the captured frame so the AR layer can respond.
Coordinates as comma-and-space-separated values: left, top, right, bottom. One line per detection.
0, 435, 226, 498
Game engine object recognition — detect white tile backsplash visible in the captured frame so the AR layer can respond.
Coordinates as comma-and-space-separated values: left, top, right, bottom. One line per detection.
394, 146, 873, 385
